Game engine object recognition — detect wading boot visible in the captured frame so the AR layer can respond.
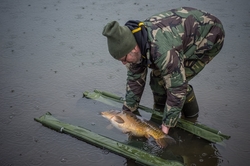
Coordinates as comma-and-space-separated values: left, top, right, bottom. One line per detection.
182, 85, 199, 119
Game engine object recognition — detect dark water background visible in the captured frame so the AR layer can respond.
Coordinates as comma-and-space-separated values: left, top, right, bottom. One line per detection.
1, 0, 250, 165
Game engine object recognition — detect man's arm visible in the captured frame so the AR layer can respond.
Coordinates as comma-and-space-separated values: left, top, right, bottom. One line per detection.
123, 63, 148, 112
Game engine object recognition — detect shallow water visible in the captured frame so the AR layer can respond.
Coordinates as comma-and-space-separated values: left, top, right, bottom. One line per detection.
1, 0, 250, 165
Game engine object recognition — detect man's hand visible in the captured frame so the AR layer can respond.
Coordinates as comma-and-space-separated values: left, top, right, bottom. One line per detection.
161, 124, 170, 134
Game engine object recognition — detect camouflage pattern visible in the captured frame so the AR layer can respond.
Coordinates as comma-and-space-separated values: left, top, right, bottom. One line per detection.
123, 7, 225, 127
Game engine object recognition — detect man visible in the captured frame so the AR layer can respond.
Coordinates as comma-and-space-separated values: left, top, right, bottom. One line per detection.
102, 7, 225, 134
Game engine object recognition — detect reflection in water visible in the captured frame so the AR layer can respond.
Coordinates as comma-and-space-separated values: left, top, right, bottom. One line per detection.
139, 102, 221, 165
124, 127, 221, 166
170, 128, 221, 166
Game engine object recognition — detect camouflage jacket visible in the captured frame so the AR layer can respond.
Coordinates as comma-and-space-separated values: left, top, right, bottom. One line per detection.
123, 7, 224, 127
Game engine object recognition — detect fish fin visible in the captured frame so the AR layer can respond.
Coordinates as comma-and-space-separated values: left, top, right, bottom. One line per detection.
155, 135, 176, 148
113, 116, 124, 124
127, 132, 133, 138
144, 133, 151, 139
106, 124, 114, 130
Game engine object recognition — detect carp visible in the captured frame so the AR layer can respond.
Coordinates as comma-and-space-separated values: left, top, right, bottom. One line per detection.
100, 110, 176, 148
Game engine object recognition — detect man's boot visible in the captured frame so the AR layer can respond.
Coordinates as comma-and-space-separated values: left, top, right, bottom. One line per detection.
182, 85, 199, 118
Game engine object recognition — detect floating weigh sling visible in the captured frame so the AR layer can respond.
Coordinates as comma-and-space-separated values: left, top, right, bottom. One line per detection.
35, 89, 230, 166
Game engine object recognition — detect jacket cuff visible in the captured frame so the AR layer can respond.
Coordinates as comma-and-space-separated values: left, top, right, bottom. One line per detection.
162, 107, 181, 127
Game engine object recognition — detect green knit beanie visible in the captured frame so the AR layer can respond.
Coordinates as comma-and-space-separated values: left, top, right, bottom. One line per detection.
102, 21, 137, 60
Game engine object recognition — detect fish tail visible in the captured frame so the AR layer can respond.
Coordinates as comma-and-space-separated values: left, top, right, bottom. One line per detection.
155, 135, 176, 148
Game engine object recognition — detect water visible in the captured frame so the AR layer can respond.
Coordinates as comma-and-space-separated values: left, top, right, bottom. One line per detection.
1, 0, 250, 165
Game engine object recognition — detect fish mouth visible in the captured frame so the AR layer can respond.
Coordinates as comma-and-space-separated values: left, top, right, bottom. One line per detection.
99, 111, 108, 116
99, 111, 114, 119
100, 110, 119, 119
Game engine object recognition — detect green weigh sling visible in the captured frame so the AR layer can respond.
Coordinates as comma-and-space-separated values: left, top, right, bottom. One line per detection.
83, 89, 230, 143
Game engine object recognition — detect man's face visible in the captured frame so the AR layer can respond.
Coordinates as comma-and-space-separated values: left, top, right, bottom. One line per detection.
119, 46, 142, 65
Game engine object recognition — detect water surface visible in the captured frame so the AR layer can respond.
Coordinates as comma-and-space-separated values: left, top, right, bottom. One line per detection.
0, 0, 249, 165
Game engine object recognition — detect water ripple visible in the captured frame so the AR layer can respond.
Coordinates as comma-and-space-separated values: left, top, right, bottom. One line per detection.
0, 85, 26, 100
59, 153, 81, 165
0, 116, 12, 125
2, 122, 35, 148
85, 150, 104, 163
227, 62, 239, 72
27, 157, 43, 166
0, 160, 10, 166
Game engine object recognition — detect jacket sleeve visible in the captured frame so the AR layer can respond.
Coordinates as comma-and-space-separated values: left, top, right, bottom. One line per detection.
122, 63, 148, 112
158, 49, 188, 127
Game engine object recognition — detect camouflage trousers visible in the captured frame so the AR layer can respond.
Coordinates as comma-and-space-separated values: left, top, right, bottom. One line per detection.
149, 33, 225, 106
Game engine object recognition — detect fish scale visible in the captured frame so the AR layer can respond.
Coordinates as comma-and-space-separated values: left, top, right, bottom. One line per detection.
101, 110, 176, 148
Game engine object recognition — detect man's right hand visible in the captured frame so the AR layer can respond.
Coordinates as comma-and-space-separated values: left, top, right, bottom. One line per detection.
161, 124, 170, 134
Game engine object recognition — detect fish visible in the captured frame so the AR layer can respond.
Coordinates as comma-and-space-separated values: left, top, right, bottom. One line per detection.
100, 110, 176, 148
